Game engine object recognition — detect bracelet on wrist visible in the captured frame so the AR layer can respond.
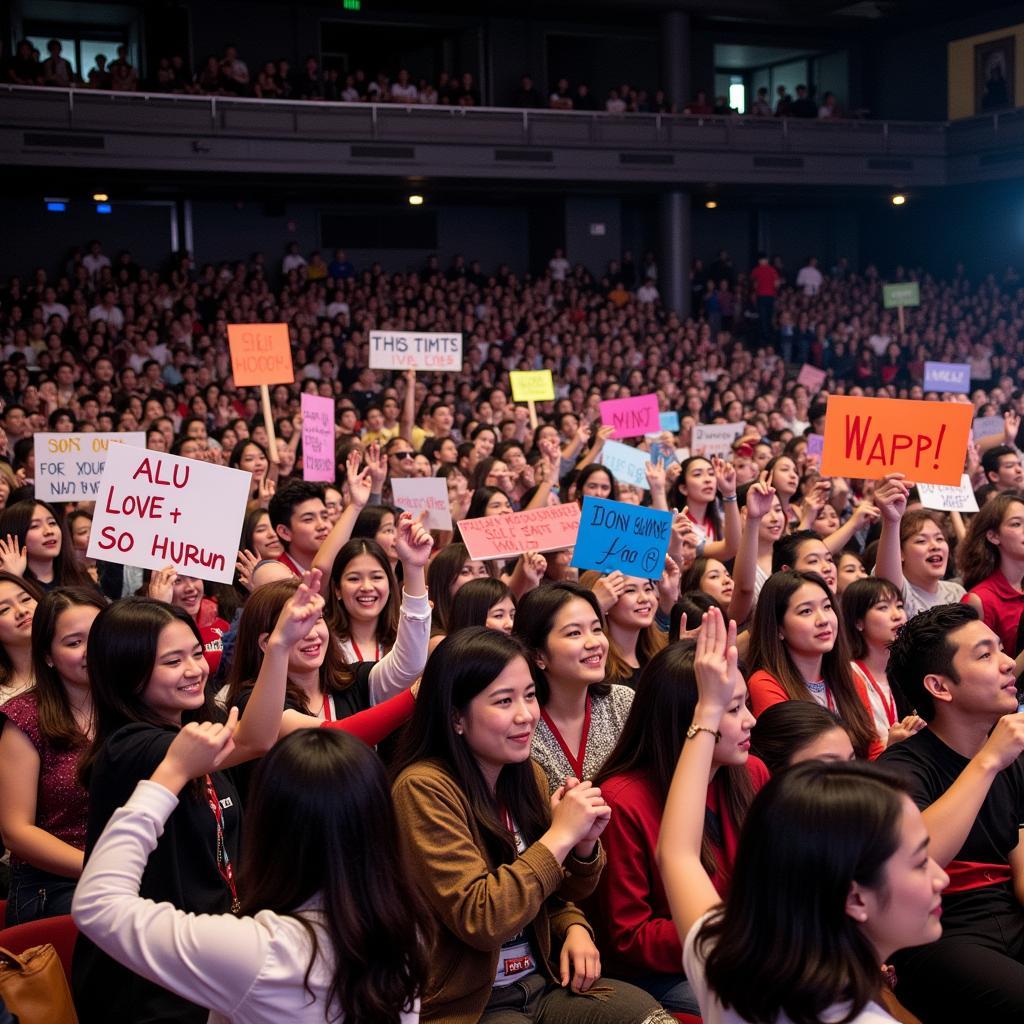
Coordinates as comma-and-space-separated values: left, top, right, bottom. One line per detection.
722, 494, 738, 503
686, 723, 721, 742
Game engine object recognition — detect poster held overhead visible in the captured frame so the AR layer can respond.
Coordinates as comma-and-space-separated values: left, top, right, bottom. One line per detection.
34, 432, 145, 502
368, 331, 462, 371
570, 498, 673, 579
228, 323, 295, 464
599, 394, 660, 439
301, 393, 335, 482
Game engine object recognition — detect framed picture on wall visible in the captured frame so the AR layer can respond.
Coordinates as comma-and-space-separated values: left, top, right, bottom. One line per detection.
974, 36, 1014, 114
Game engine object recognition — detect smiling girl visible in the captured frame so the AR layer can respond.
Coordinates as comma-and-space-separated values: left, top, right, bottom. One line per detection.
747, 571, 882, 759
0, 572, 42, 703
0, 499, 97, 591
670, 457, 741, 562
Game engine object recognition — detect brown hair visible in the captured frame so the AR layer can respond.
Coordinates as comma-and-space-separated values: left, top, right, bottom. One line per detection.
957, 491, 1024, 591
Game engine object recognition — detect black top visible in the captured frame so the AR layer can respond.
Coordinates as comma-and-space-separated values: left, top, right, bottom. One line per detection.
880, 726, 1024, 920
72, 722, 241, 1024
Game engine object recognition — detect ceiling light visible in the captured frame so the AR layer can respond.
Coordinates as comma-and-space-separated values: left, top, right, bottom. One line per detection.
408, 194, 424, 206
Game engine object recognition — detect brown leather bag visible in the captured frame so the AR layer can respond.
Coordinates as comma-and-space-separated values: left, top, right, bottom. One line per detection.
0, 943, 78, 1024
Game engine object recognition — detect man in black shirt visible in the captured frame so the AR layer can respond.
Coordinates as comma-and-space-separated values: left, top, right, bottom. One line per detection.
882, 604, 1024, 1023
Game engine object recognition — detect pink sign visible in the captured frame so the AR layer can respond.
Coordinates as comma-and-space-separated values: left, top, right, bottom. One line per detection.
600, 393, 660, 439
301, 393, 335, 482
797, 363, 827, 392
459, 503, 582, 561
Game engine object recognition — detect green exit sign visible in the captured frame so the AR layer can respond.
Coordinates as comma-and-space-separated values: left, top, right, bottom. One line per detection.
343, 0, 361, 9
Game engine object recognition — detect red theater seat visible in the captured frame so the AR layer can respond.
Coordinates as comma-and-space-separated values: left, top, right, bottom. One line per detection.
0, 914, 79, 980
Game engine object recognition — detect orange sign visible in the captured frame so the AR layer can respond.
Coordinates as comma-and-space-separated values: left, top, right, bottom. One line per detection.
227, 323, 295, 386
821, 396, 972, 485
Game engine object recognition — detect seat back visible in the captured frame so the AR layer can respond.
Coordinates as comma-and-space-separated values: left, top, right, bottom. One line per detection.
0, 915, 79, 980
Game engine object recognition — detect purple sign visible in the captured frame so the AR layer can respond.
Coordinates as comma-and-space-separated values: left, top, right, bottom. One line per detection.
923, 361, 970, 395
806, 433, 825, 458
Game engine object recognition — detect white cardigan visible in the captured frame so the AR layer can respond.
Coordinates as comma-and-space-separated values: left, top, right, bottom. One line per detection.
72, 780, 419, 1024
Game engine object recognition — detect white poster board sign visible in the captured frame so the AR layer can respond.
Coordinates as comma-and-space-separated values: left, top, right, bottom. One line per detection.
34, 432, 146, 501
916, 474, 979, 514
87, 446, 252, 584
369, 331, 463, 371
691, 422, 746, 459
390, 477, 453, 530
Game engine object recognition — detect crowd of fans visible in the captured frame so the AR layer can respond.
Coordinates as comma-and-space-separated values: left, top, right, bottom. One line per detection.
4, 37, 849, 118
0, 229, 1021, 1024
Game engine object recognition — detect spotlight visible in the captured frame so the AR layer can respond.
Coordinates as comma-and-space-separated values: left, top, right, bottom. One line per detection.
891, 194, 906, 206
92, 192, 109, 202
408, 194, 425, 206
705, 200, 718, 209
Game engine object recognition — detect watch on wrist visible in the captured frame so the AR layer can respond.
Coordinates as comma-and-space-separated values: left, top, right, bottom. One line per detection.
686, 723, 721, 742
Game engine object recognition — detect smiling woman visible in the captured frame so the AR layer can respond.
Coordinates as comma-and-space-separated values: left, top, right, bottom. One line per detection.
0, 499, 97, 592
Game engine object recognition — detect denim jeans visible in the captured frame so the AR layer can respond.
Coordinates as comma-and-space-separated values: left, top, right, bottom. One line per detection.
629, 971, 701, 1015
5, 861, 77, 925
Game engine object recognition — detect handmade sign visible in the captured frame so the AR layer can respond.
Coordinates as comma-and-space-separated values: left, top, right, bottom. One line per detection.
649, 441, 679, 469
510, 370, 555, 402
87, 445, 252, 584
600, 440, 651, 489
227, 323, 294, 386
972, 415, 1004, 441
459, 503, 581, 561
924, 362, 971, 394
797, 364, 827, 392
34, 432, 145, 501
917, 474, 979, 514
600, 393, 660, 439
659, 411, 680, 432
691, 422, 746, 459
806, 433, 825, 458
391, 477, 453, 530
882, 282, 920, 309
571, 497, 673, 579
301, 393, 335, 482
820, 396, 972, 486
368, 330, 462, 371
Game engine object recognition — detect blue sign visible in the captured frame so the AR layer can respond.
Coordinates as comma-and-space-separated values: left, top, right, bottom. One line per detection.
601, 440, 650, 490
660, 411, 680, 432
649, 441, 679, 468
571, 497, 673, 579
923, 361, 970, 394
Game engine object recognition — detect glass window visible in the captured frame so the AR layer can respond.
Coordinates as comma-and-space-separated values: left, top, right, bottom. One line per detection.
28, 35, 76, 72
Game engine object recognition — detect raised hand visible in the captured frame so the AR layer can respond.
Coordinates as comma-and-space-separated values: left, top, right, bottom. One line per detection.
147, 565, 178, 603
363, 441, 388, 493
592, 569, 627, 612
346, 449, 373, 509
395, 510, 434, 567
644, 460, 667, 492
235, 549, 261, 592
711, 455, 737, 497
658, 554, 681, 608
745, 474, 777, 519
873, 473, 910, 522
0, 534, 27, 578
520, 550, 547, 588
693, 607, 739, 721
158, 707, 239, 790
270, 570, 326, 644
256, 474, 276, 509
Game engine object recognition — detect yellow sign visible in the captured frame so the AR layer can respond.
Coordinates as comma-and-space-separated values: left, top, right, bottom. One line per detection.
510, 370, 555, 402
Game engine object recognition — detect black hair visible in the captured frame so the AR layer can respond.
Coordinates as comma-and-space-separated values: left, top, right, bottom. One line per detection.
448, 577, 513, 634
268, 480, 325, 530
772, 529, 822, 574
749, 702, 850, 775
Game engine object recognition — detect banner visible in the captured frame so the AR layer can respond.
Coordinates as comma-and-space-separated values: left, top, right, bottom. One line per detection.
570, 497, 672, 579
924, 362, 971, 394
391, 477, 453, 530
227, 323, 294, 386
459, 503, 581, 561
368, 330, 462, 371
301, 393, 335, 482
820, 396, 972, 485
34, 431, 145, 501
599, 394, 660, 439
510, 370, 555, 402
87, 446, 252, 584
600, 440, 651, 489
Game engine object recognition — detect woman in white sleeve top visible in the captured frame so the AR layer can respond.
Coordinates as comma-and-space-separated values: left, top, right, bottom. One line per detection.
73, 723, 431, 1024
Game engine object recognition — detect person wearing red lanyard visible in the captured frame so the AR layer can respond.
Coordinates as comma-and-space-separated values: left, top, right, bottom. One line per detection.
669, 456, 741, 563
880, 603, 1024, 1023
842, 577, 927, 749
513, 582, 635, 794
391, 627, 674, 1024
589, 639, 764, 1014
747, 570, 883, 760
72, 577, 316, 1024
146, 566, 230, 673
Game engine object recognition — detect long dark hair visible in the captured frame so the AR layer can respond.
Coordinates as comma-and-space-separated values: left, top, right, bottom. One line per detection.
448, 577, 513, 634
575, 463, 619, 505
224, 578, 355, 714
673, 456, 722, 537
0, 499, 96, 590
426, 542, 496, 636
699, 761, 909, 1024
597, 641, 754, 877
0, 570, 44, 691
80, 597, 217, 784
513, 582, 611, 702
748, 570, 877, 758
323, 538, 399, 649
240, 730, 432, 1023
30, 586, 107, 749
957, 491, 1024, 590
393, 627, 550, 864
749, 702, 850, 776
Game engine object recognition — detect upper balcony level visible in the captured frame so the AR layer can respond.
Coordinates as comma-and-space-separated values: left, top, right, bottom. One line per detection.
2, 85, 1023, 189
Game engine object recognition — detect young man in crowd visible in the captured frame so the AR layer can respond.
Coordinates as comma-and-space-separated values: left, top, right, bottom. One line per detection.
268, 481, 331, 575
882, 603, 1024, 1023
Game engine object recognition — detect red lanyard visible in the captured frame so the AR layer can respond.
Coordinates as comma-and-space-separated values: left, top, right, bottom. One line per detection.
204, 774, 240, 914
540, 694, 592, 780
855, 660, 897, 726
351, 639, 380, 662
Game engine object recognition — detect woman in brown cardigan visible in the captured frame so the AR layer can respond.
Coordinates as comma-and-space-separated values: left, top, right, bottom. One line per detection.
392, 627, 672, 1024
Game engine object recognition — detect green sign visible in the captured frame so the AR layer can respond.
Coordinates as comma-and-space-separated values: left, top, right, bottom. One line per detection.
882, 282, 920, 309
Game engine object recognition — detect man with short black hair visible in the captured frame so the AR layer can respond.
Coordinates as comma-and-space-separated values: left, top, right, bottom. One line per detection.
268, 481, 330, 575
882, 603, 1024, 1022
982, 445, 1024, 493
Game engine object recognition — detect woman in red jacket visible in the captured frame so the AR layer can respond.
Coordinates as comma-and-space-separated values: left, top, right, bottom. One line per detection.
591, 639, 764, 1013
